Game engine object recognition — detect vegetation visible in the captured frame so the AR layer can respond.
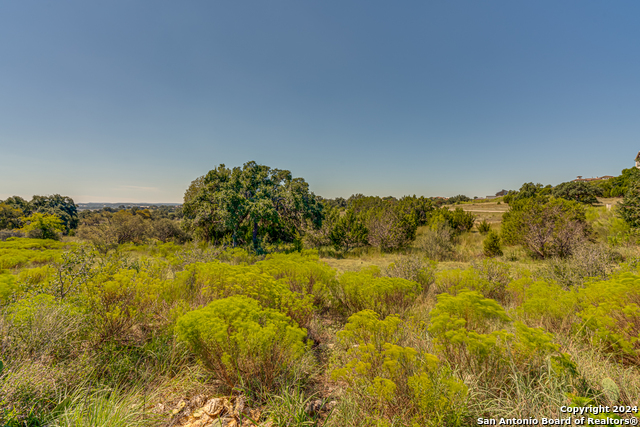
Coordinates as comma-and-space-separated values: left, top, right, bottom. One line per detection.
3, 163, 640, 426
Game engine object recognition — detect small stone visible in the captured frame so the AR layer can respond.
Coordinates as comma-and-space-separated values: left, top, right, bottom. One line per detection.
234, 395, 245, 416
203, 398, 223, 416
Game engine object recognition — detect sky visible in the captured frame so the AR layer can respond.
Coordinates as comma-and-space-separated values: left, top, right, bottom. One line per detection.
1, 1, 639, 203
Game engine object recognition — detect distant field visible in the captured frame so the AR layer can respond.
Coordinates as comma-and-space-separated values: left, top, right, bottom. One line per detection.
450, 200, 509, 225
448, 197, 623, 226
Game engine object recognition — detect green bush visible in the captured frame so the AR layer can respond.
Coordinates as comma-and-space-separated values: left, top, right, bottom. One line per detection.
255, 250, 337, 304
173, 260, 314, 326
175, 295, 309, 391
435, 261, 511, 302
328, 266, 422, 317
577, 272, 640, 363
428, 290, 558, 376
477, 219, 491, 234
331, 310, 468, 426
384, 256, 436, 294
416, 221, 458, 261
2, 294, 85, 361
511, 278, 580, 332
501, 197, 589, 258
483, 230, 503, 257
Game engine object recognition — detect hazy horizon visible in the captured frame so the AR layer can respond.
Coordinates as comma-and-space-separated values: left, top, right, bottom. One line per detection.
2, 1, 639, 203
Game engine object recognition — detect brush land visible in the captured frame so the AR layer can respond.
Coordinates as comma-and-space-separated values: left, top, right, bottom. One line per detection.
2, 163, 640, 426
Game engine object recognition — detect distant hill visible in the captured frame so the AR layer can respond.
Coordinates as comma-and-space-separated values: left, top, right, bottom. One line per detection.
77, 202, 182, 211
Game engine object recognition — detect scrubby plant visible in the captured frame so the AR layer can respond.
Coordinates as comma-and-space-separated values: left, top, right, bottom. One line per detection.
429, 290, 559, 377
329, 209, 368, 253
331, 310, 468, 426
510, 278, 580, 331
384, 256, 436, 294
483, 230, 503, 257
173, 260, 315, 326
175, 295, 309, 392
2, 294, 85, 361
0, 238, 73, 270
539, 243, 620, 287
435, 260, 511, 302
256, 250, 336, 298
577, 272, 640, 364
365, 206, 417, 252
502, 197, 590, 258
328, 266, 422, 317
416, 221, 458, 261
477, 219, 491, 234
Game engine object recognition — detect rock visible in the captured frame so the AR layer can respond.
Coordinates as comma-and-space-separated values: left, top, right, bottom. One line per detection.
203, 398, 224, 417
234, 395, 245, 416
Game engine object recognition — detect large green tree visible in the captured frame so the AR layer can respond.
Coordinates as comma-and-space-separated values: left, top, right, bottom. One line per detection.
182, 162, 323, 249
552, 181, 602, 205
30, 194, 78, 233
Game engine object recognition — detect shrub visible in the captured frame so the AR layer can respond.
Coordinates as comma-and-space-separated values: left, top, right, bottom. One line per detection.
429, 208, 475, 233
329, 209, 368, 252
0, 272, 17, 304
328, 266, 422, 317
511, 279, 580, 332
539, 243, 619, 287
365, 206, 417, 252
20, 213, 65, 240
483, 230, 503, 257
577, 272, 640, 364
428, 290, 558, 376
501, 197, 590, 258
175, 295, 309, 391
435, 261, 511, 302
173, 260, 314, 326
255, 250, 337, 306
477, 219, 491, 234
331, 310, 468, 426
417, 221, 458, 261
384, 256, 436, 294
2, 294, 85, 361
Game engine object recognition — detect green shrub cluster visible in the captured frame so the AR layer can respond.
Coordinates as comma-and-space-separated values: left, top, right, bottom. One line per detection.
175, 295, 309, 391
328, 266, 422, 317
173, 260, 315, 326
435, 260, 512, 302
0, 238, 73, 270
331, 310, 468, 426
429, 290, 559, 377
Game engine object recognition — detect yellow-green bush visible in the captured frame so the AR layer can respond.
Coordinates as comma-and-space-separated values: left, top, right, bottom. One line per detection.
429, 290, 559, 376
255, 250, 336, 296
0, 272, 17, 304
577, 272, 640, 363
434, 260, 513, 303
175, 295, 309, 391
2, 294, 85, 360
331, 310, 468, 426
512, 278, 580, 331
329, 266, 422, 317
173, 260, 314, 326
82, 267, 166, 345
0, 238, 73, 270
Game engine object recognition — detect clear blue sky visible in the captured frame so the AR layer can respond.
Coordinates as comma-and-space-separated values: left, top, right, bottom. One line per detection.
1, 1, 639, 203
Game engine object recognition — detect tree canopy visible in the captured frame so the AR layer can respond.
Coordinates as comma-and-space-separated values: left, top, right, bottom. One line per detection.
182, 162, 323, 249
